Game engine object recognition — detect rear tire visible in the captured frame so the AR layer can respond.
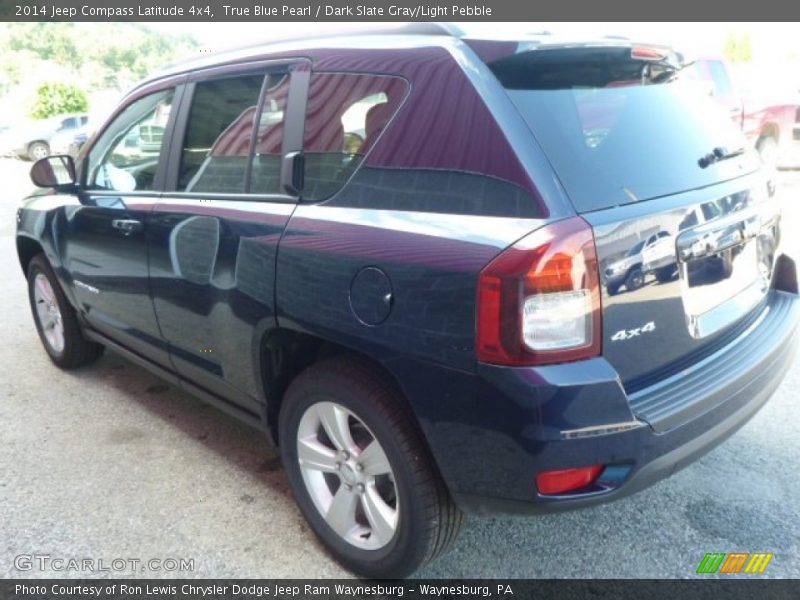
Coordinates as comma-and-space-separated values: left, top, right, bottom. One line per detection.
279, 356, 463, 578
655, 265, 676, 283
27, 255, 104, 369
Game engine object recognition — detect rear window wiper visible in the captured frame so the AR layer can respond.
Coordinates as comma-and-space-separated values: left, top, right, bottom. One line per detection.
698, 146, 745, 168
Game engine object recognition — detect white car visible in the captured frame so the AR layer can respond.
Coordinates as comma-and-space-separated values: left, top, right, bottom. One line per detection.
0, 113, 88, 160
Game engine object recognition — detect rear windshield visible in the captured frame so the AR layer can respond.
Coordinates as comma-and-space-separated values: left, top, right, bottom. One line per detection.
490, 46, 758, 212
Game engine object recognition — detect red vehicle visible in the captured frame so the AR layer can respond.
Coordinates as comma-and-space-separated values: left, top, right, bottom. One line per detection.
689, 56, 799, 168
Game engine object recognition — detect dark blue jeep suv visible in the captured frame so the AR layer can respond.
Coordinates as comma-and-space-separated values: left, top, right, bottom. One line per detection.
16, 26, 800, 577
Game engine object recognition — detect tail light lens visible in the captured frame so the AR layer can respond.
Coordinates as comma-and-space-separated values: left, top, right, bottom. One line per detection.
536, 465, 604, 495
630, 45, 669, 61
477, 217, 601, 366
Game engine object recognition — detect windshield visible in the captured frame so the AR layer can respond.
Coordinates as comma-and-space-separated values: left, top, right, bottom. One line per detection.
490, 46, 760, 212
627, 240, 646, 256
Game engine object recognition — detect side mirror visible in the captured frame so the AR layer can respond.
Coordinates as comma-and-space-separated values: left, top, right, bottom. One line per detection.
30, 155, 77, 190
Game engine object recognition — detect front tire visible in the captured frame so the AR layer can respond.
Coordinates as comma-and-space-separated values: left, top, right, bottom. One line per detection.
27, 255, 104, 369
27, 141, 50, 161
625, 268, 645, 292
279, 357, 463, 578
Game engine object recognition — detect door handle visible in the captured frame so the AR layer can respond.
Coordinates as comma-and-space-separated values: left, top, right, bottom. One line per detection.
112, 219, 142, 235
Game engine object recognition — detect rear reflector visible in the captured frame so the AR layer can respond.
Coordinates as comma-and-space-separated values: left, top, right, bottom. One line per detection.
476, 216, 601, 366
536, 465, 604, 495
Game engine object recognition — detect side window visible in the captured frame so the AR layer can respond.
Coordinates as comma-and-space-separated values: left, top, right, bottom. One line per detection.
707, 60, 733, 97
701, 201, 721, 221
178, 74, 266, 194
87, 88, 173, 192
302, 72, 407, 202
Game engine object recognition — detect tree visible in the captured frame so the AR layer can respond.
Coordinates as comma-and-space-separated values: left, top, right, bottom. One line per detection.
30, 82, 89, 119
6, 23, 84, 71
0, 23, 199, 92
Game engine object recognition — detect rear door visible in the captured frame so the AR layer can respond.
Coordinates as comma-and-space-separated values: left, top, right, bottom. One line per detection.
147, 60, 308, 416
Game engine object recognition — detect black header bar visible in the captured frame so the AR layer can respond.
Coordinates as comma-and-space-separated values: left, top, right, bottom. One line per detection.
2, 0, 800, 21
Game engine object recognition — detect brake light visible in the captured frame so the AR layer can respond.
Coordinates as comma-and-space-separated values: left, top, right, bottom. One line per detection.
476, 217, 601, 366
536, 465, 604, 495
631, 45, 668, 61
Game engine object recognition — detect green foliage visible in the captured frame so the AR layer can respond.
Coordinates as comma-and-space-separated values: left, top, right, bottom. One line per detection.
6, 22, 84, 71
29, 82, 89, 119
0, 23, 199, 92
724, 32, 753, 64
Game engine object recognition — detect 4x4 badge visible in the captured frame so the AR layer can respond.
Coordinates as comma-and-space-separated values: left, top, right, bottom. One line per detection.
611, 321, 656, 342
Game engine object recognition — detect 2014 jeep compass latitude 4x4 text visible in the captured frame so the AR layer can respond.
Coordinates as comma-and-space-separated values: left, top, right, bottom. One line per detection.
16, 26, 800, 578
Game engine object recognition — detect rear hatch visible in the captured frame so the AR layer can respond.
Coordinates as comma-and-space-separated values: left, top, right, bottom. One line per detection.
487, 43, 782, 389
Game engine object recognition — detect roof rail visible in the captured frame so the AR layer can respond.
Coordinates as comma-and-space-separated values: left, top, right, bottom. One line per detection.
160, 23, 462, 72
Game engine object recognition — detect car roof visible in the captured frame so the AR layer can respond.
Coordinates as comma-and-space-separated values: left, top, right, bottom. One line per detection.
144, 24, 675, 88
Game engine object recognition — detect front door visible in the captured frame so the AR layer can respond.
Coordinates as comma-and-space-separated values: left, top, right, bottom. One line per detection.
62, 87, 178, 366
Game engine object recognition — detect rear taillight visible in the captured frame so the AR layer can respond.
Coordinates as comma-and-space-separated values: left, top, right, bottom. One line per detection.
476, 216, 601, 366
631, 45, 668, 61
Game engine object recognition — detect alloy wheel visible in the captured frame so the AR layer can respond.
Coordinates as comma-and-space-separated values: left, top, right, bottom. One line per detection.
30, 143, 49, 160
296, 401, 398, 550
33, 273, 64, 354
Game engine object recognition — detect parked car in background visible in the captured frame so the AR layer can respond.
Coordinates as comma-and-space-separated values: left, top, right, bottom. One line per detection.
67, 131, 90, 158
603, 231, 677, 295
15, 28, 799, 578
0, 113, 88, 160
686, 57, 800, 169
50, 121, 93, 157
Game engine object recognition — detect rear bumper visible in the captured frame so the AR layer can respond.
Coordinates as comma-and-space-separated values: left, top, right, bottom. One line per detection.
394, 287, 799, 515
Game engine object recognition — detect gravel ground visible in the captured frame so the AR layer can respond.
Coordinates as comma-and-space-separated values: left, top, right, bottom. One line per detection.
0, 157, 798, 579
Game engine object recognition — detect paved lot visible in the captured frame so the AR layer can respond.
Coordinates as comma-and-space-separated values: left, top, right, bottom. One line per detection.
0, 157, 798, 579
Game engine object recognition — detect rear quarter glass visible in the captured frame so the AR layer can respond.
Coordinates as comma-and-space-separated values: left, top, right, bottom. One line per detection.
303, 47, 548, 218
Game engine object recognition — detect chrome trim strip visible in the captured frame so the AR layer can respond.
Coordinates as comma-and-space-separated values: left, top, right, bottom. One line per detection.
560, 421, 644, 440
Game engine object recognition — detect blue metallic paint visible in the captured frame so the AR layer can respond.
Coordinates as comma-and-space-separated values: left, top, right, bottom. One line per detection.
15, 33, 800, 515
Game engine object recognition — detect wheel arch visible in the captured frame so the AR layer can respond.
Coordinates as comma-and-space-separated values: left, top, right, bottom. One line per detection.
258, 329, 419, 448
17, 235, 45, 276
628, 262, 643, 275
759, 122, 780, 144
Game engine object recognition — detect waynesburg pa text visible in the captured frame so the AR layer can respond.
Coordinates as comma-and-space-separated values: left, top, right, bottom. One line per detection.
15, 583, 511, 597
